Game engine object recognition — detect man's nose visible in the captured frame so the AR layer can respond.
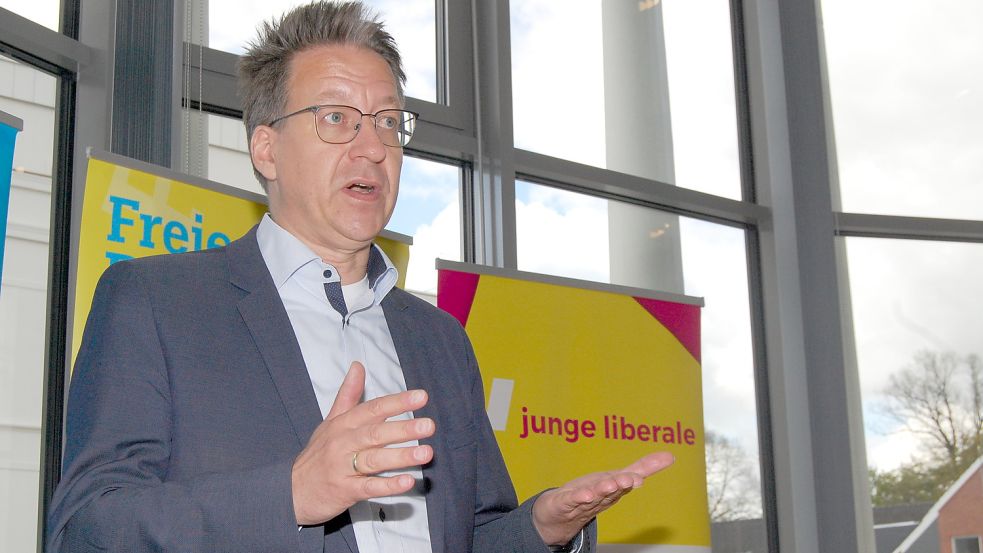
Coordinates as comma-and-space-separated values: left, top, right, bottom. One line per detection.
349, 116, 387, 161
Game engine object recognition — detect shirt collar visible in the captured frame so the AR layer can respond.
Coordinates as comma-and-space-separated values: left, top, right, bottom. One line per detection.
256, 213, 399, 302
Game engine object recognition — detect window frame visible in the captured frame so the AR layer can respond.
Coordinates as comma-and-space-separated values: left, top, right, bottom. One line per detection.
0, 2, 85, 548
6, 0, 982, 551
954, 535, 983, 553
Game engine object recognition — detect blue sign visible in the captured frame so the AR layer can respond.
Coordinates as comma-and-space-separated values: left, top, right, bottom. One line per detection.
1, 111, 24, 288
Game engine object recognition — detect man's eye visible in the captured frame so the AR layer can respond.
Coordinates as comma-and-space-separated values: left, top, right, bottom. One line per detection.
377, 115, 398, 130
324, 111, 345, 125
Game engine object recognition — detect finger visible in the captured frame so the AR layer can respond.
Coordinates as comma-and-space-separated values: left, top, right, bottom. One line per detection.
609, 471, 641, 491
353, 444, 433, 476
567, 475, 630, 506
600, 474, 636, 498
357, 473, 419, 499
593, 488, 631, 511
566, 481, 633, 517
343, 388, 429, 428
623, 451, 675, 480
547, 480, 605, 511
326, 362, 366, 420
357, 418, 435, 451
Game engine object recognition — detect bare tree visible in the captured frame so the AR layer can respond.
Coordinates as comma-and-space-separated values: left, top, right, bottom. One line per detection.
883, 351, 983, 468
704, 430, 761, 522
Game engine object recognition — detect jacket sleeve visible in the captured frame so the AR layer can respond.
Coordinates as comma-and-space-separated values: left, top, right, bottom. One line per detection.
46, 261, 302, 553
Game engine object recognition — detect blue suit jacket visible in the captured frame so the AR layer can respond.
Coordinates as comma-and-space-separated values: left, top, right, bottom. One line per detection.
47, 227, 576, 552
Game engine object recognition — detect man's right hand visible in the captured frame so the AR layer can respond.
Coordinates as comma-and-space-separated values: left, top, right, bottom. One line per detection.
290, 361, 434, 526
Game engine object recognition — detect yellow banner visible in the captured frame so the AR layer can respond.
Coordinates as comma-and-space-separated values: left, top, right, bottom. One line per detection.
438, 264, 709, 548
73, 153, 410, 365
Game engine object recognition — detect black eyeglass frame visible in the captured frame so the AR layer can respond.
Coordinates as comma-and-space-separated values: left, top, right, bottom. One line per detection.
267, 104, 420, 148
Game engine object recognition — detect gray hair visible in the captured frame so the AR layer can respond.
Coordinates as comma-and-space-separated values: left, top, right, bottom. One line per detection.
237, 1, 406, 188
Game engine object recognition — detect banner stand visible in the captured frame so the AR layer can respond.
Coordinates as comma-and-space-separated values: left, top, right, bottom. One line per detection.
436, 259, 709, 551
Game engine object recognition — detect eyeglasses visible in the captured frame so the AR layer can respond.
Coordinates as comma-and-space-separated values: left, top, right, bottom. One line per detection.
268, 104, 418, 148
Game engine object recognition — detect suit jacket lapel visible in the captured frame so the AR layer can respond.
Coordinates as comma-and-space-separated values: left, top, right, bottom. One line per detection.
383, 292, 446, 553
226, 228, 330, 553
228, 227, 322, 444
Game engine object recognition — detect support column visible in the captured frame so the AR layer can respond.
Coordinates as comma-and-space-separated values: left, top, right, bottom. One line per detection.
744, 0, 875, 550
472, 0, 517, 269
602, 0, 683, 293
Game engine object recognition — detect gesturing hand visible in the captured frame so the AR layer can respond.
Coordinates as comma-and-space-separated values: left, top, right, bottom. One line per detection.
531, 452, 675, 546
290, 361, 435, 526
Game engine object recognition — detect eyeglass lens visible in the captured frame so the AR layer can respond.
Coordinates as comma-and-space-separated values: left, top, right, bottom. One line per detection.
314, 106, 416, 147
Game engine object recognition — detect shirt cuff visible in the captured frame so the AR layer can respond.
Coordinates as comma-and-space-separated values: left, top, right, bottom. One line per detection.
549, 528, 585, 553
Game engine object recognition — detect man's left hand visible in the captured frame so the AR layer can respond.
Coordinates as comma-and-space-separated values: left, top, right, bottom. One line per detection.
531, 451, 675, 546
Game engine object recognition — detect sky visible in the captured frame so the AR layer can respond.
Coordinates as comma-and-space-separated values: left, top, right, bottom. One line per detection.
821, 0, 983, 471
2, 0, 981, 475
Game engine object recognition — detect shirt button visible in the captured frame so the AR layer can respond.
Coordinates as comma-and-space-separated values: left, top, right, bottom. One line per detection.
323, 269, 333, 278
378, 507, 386, 522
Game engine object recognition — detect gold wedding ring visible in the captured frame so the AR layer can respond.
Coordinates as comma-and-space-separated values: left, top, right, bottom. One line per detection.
352, 451, 362, 475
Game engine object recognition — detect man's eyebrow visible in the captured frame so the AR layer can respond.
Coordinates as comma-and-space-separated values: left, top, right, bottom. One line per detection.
377, 95, 402, 109
309, 92, 402, 111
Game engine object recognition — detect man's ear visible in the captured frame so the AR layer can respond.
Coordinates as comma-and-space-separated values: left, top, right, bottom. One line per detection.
250, 124, 278, 183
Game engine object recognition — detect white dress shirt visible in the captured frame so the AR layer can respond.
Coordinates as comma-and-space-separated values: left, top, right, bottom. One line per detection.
256, 214, 433, 553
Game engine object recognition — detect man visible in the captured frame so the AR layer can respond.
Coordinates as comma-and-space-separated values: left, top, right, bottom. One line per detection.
47, 2, 673, 552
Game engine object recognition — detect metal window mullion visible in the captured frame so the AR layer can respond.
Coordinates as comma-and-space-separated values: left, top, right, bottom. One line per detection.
514, 149, 768, 228
471, 0, 516, 269
35, 2, 84, 550
835, 212, 983, 243
730, 0, 779, 548
0, 7, 91, 73
743, 226, 781, 553
440, 0, 474, 134
37, 73, 77, 553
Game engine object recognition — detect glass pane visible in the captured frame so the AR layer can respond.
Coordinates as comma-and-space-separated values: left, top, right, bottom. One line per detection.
0, 0, 60, 31
197, 112, 460, 297
516, 181, 763, 534
0, 55, 57, 553
823, 1, 983, 219
843, 238, 983, 550
510, 1, 742, 199
955, 537, 982, 553
387, 157, 461, 297
198, 111, 266, 196
203, 0, 438, 102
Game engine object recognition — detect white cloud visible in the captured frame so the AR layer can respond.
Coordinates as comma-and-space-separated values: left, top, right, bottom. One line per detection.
844, 237, 983, 469
400, 157, 458, 204
0, 0, 58, 30
823, 0, 983, 219
865, 423, 923, 472
510, 2, 606, 168
679, 219, 759, 453
515, 190, 609, 283
404, 200, 460, 295
662, 0, 742, 199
